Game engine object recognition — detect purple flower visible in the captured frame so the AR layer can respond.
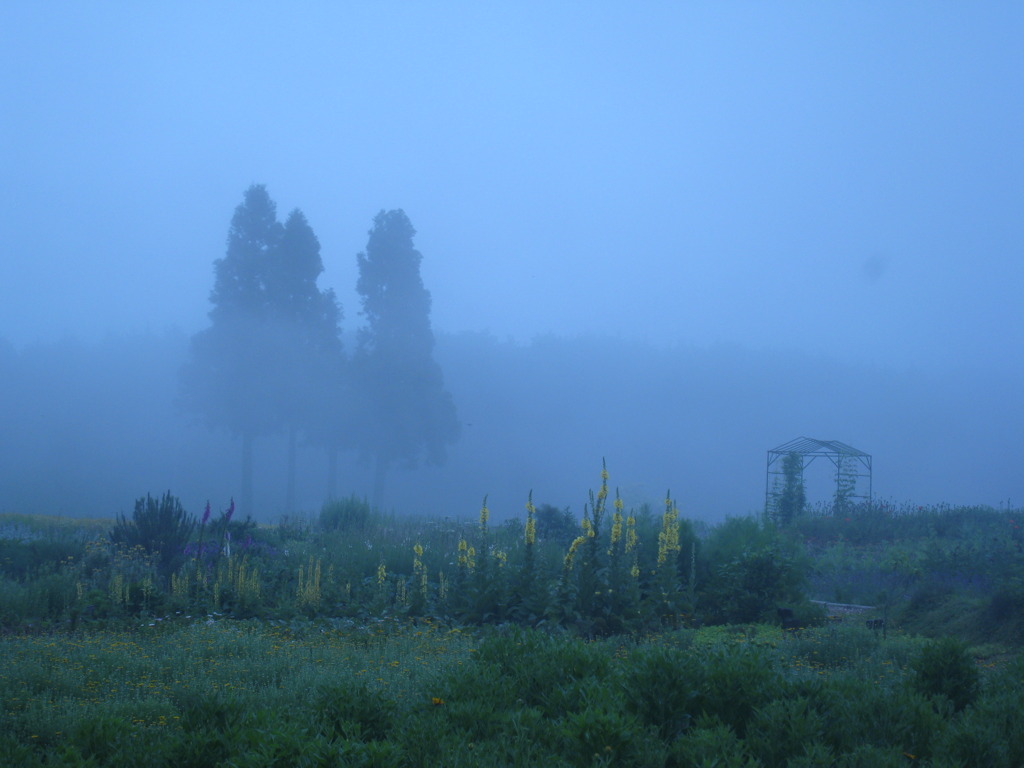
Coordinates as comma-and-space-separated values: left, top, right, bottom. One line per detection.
202, 501, 211, 526
225, 498, 235, 524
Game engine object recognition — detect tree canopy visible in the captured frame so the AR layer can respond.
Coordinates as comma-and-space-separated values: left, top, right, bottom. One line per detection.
354, 210, 460, 505
180, 185, 343, 515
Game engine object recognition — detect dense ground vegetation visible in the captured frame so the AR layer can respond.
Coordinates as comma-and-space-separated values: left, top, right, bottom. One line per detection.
1, 469, 1022, 765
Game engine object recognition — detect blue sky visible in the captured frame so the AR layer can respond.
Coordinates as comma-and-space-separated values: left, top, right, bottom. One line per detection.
2, 2, 1021, 369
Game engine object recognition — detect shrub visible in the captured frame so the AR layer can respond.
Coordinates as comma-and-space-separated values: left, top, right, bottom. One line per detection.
620, 644, 704, 739
668, 717, 756, 768
314, 681, 397, 741
109, 491, 195, 581
559, 704, 650, 768
534, 504, 578, 546
910, 636, 980, 712
320, 495, 373, 532
698, 516, 811, 625
745, 696, 824, 765
697, 644, 784, 736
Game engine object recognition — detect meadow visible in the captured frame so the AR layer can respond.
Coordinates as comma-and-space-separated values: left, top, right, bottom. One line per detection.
1, 467, 1022, 766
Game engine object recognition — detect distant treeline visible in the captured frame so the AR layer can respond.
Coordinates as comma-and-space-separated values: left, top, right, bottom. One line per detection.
0, 326, 1022, 522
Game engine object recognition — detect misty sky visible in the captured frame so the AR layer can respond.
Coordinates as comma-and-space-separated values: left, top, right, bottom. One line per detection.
2, 3, 1022, 369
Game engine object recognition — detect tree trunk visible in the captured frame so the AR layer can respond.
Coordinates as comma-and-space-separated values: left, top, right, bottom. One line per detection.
286, 426, 297, 515
372, 452, 388, 511
241, 431, 254, 519
326, 446, 338, 500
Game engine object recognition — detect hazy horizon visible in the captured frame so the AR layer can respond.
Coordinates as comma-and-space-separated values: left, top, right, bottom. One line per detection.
1, 4, 1021, 520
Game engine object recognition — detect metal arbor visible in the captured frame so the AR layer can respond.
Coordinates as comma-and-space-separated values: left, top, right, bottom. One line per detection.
765, 437, 872, 516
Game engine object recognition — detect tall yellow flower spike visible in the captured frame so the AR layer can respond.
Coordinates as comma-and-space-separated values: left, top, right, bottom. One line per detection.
564, 535, 586, 569
525, 492, 536, 546
609, 492, 624, 549
479, 495, 489, 531
626, 515, 637, 553
657, 495, 681, 566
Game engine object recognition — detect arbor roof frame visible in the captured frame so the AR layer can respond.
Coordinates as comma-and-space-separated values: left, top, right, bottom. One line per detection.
765, 436, 873, 514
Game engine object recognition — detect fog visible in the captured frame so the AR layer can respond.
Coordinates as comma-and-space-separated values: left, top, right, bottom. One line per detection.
1, 4, 1021, 522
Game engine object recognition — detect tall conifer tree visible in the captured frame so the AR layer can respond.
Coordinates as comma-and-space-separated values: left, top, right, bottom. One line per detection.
354, 209, 459, 506
181, 185, 343, 515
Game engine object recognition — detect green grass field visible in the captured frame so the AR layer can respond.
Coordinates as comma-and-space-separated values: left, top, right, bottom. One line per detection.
1, 480, 1022, 766
1, 618, 1021, 766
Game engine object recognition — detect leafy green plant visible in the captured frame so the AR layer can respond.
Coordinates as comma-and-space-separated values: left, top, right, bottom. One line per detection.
534, 503, 578, 546
314, 680, 397, 741
559, 704, 651, 768
620, 643, 704, 739
745, 695, 824, 765
910, 636, 980, 712
668, 716, 757, 768
697, 644, 784, 736
320, 494, 374, 532
109, 491, 195, 581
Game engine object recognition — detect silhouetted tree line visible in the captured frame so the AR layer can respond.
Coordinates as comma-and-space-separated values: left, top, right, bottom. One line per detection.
179, 185, 459, 515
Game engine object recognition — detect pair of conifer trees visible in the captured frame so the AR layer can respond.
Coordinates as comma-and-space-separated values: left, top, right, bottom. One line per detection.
180, 185, 458, 516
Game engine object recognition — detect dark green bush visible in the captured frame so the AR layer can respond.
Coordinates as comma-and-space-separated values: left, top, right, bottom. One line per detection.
698, 516, 811, 625
910, 636, 980, 712
697, 644, 784, 736
620, 643, 704, 739
320, 494, 373, 532
314, 680, 397, 741
668, 716, 756, 768
745, 695, 824, 765
534, 503, 578, 546
0, 538, 82, 579
109, 491, 195, 581
982, 585, 1024, 644
559, 704, 650, 767
473, 629, 613, 717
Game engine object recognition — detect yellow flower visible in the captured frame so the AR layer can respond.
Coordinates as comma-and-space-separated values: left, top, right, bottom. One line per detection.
525, 492, 536, 546
609, 510, 623, 547
626, 515, 637, 553
564, 535, 587, 569
657, 501, 681, 566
